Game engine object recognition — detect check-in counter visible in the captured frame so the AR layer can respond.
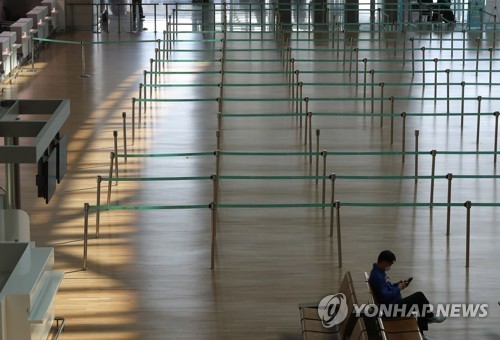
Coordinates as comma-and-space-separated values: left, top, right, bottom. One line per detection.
0, 32, 19, 76
0, 209, 30, 242
0, 242, 64, 340
15, 18, 37, 59
41, 0, 58, 32
0, 37, 12, 77
27, 6, 49, 39
10, 20, 30, 58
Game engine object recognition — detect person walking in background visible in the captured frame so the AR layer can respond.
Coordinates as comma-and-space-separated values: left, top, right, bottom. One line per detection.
132, 0, 144, 22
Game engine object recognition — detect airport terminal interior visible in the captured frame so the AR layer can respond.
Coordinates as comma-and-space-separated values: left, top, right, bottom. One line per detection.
1, 0, 500, 339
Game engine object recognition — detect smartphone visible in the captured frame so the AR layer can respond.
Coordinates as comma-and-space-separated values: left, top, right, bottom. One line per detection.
406, 277, 413, 284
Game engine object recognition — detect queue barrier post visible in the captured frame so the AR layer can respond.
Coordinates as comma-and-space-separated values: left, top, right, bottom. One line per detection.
430, 149, 437, 207
329, 173, 336, 236
465, 200, 472, 268
446, 173, 453, 236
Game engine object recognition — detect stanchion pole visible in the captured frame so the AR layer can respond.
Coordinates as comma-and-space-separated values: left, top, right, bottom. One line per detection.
284, 48, 289, 73
390, 96, 395, 144
476, 96, 482, 145
335, 200, 342, 268
446, 69, 450, 115
308, 112, 313, 164
211, 174, 218, 204
308, 3, 312, 39
446, 173, 453, 236
349, 42, 354, 76
96, 176, 102, 238
217, 97, 223, 113
175, 3, 179, 35
29, 34, 35, 72
303, 97, 309, 129
162, 30, 166, 61
249, 3, 252, 38
298, 82, 303, 118
155, 41, 160, 90
403, 28, 407, 65
168, 15, 173, 52
411, 37, 415, 75
379, 82, 385, 127
439, 19, 443, 49
322, 150, 327, 208
430, 149, 437, 207
494, 111, 499, 164
220, 58, 225, 81
261, 2, 265, 35
305, 111, 309, 146
294, 71, 300, 112
363, 58, 368, 98
107, 152, 115, 205
336, 23, 340, 58
113, 130, 118, 165
210, 202, 216, 269
80, 42, 90, 78
462, 29, 466, 66
433, 58, 438, 100
355, 48, 359, 87
149, 59, 154, 101
377, 8, 381, 44
217, 112, 222, 130
489, 48, 493, 85
461, 81, 465, 128
216, 130, 221, 150
370, 70, 375, 113
316, 129, 320, 185
218, 82, 224, 99
329, 174, 336, 236
494, 16, 497, 49
83, 203, 89, 270
401, 112, 407, 163
464, 200, 472, 268
131, 98, 136, 143
475, 38, 480, 76
421, 47, 426, 83
214, 150, 220, 176
113, 131, 119, 183
142, 70, 148, 112
331, 19, 336, 49
122, 112, 128, 163
138, 83, 143, 124
415, 130, 419, 184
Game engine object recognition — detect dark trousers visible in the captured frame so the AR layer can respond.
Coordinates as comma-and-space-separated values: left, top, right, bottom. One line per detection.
399, 291, 433, 332
132, 0, 143, 21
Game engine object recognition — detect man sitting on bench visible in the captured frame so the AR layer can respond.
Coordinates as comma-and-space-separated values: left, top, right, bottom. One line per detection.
369, 250, 446, 340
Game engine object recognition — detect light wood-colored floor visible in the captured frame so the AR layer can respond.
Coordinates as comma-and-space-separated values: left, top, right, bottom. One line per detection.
1, 8, 500, 340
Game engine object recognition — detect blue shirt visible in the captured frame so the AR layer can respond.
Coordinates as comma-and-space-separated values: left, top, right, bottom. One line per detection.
369, 263, 403, 304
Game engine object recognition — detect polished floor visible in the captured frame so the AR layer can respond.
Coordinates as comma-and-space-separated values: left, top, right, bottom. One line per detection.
1, 6, 500, 340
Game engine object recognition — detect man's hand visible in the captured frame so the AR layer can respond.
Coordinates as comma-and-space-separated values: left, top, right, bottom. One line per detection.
398, 280, 409, 290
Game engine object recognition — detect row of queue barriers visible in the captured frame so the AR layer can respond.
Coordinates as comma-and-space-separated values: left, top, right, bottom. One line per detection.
44, 2, 500, 271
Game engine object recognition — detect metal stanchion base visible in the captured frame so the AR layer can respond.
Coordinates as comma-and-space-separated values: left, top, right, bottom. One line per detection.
24, 65, 39, 73
80, 74, 91, 78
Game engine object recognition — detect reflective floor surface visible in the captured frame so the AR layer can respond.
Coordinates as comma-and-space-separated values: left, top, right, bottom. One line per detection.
1, 8, 499, 340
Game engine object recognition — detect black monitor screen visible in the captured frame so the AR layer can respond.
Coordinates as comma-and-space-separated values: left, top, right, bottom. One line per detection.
57, 133, 67, 183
